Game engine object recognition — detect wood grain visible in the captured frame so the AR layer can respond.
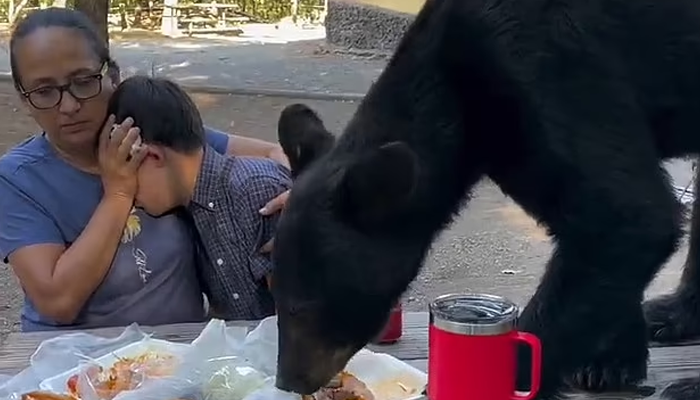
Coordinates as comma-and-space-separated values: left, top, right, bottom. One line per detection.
2, 312, 700, 400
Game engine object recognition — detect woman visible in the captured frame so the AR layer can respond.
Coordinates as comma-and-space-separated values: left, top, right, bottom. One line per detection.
0, 7, 288, 331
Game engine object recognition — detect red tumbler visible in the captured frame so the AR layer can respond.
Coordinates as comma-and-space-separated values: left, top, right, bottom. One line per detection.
427, 293, 541, 400
373, 303, 403, 344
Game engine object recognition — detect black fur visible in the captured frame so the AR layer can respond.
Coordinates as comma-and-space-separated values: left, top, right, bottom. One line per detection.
270, 0, 700, 397
645, 168, 700, 398
277, 104, 335, 179
644, 169, 700, 344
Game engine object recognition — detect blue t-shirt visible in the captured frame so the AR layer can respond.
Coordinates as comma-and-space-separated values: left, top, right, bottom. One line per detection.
0, 128, 229, 331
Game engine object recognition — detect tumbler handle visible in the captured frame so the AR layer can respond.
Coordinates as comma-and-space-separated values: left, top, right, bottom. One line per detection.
512, 332, 542, 400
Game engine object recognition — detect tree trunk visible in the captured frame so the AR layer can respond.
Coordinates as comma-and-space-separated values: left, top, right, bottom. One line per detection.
291, 0, 299, 24
9, 0, 31, 25
8, 0, 15, 23
74, 0, 110, 45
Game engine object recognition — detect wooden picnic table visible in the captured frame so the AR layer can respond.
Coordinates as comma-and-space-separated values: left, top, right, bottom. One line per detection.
0, 312, 699, 399
166, 3, 241, 10
161, 2, 249, 36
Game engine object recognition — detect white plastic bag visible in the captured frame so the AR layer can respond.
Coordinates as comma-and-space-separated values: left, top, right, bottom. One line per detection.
185, 320, 267, 400
243, 385, 302, 400
202, 358, 271, 400
0, 324, 150, 399
67, 345, 195, 400
1, 317, 426, 400
104, 320, 250, 400
240, 316, 279, 377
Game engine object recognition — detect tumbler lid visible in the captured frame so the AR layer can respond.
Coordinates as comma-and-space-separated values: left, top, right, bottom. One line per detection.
429, 293, 519, 336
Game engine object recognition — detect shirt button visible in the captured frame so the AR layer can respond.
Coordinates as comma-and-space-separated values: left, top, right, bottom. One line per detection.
208, 202, 215, 209
233, 293, 240, 300
216, 258, 224, 266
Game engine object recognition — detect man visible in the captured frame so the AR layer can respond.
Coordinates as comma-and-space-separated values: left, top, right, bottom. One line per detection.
107, 75, 291, 319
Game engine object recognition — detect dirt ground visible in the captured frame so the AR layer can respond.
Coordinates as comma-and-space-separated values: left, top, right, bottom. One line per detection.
0, 80, 687, 344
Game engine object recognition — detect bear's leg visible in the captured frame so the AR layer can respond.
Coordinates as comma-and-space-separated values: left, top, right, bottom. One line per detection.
511, 170, 682, 398
644, 163, 700, 343
516, 250, 653, 398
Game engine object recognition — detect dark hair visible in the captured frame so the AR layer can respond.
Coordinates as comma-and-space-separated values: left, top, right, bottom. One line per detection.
107, 75, 205, 153
9, 7, 120, 92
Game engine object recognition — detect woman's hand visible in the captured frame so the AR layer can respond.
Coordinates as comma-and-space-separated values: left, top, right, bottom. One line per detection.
259, 189, 290, 216
98, 115, 146, 200
259, 189, 290, 253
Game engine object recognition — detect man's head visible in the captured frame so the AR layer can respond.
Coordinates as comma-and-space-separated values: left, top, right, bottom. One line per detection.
107, 76, 205, 216
273, 104, 425, 394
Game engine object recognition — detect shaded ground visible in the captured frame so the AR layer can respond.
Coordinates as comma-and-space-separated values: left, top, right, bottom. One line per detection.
0, 81, 688, 346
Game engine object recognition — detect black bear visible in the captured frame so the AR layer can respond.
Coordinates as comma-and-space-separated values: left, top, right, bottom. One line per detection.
270, 0, 700, 396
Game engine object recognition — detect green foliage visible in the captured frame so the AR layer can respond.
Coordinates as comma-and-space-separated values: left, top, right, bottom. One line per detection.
235, 0, 325, 23
0, 0, 326, 25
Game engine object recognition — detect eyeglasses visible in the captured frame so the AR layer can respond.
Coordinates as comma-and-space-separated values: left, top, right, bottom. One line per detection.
20, 63, 108, 110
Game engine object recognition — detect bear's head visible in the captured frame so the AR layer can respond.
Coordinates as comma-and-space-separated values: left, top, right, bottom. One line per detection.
272, 103, 424, 394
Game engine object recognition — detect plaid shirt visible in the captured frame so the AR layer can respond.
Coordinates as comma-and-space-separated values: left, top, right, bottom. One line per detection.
187, 146, 291, 320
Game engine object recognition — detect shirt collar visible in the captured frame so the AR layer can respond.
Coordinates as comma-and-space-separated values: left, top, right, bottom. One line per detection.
191, 145, 226, 211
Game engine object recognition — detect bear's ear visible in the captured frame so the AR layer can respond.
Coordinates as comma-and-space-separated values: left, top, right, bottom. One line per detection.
277, 103, 336, 178
333, 141, 419, 228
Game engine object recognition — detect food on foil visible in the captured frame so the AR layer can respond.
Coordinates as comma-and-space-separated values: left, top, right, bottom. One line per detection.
21, 392, 76, 400
66, 351, 178, 399
302, 372, 375, 400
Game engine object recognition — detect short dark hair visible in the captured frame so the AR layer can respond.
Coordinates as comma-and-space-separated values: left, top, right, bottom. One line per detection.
10, 7, 120, 92
107, 76, 205, 153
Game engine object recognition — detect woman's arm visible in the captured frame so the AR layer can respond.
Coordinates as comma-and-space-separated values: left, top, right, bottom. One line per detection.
204, 126, 290, 168
7, 195, 135, 324
1, 118, 145, 325
227, 134, 290, 169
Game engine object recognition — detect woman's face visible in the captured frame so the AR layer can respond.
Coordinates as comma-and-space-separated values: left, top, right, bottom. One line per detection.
12, 27, 116, 151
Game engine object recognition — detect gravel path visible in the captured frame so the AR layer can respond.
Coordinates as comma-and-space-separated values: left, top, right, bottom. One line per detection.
0, 25, 387, 97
